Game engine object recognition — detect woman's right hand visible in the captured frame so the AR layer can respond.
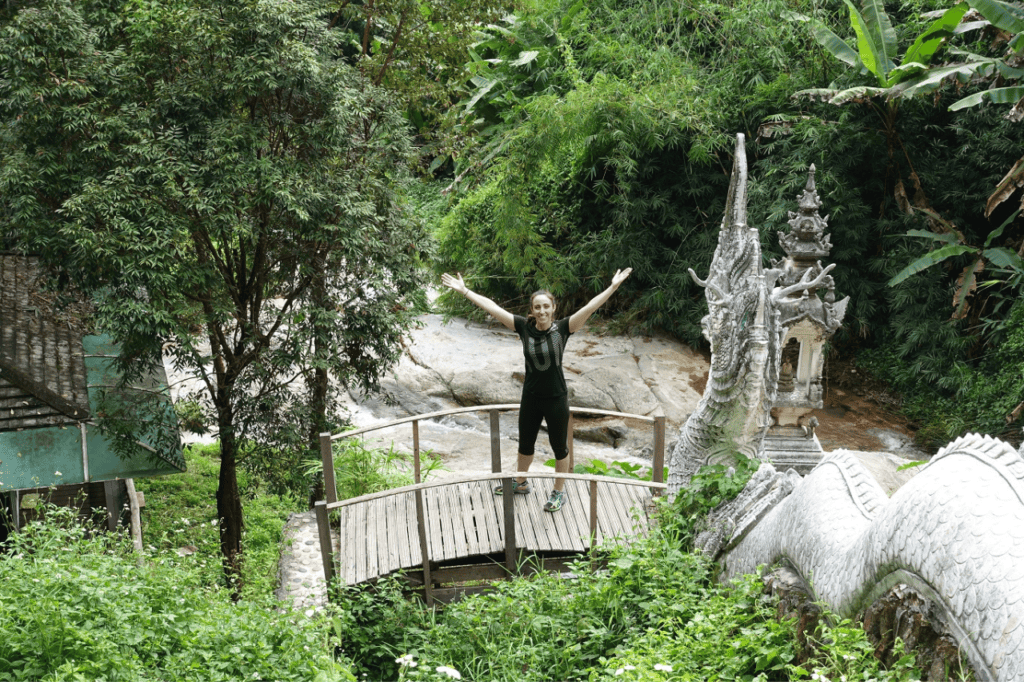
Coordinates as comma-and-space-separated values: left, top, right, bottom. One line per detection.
441, 272, 468, 296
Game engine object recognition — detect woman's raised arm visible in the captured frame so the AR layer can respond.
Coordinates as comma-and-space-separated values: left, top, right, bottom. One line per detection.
568, 268, 632, 334
441, 273, 516, 330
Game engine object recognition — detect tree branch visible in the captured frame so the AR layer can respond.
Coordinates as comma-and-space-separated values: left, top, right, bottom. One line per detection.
361, 0, 375, 58
373, 8, 408, 86
328, 0, 354, 30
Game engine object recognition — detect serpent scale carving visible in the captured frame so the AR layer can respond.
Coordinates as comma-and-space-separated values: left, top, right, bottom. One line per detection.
722, 436, 1024, 682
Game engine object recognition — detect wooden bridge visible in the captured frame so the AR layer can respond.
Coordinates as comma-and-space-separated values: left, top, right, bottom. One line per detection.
314, 405, 667, 604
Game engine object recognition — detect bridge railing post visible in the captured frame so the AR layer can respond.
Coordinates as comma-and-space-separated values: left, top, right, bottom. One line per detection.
413, 419, 421, 483
314, 501, 335, 587
487, 408, 518, 575
502, 476, 516, 574
489, 410, 501, 473
589, 479, 598, 555
653, 416, 666, 495
320, 432, 337, 505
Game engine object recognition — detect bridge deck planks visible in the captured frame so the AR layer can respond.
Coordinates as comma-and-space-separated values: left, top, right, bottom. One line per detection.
334, 479, 653, 586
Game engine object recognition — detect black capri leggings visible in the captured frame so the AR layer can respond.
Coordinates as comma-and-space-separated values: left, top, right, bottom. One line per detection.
518, 393, 570, 460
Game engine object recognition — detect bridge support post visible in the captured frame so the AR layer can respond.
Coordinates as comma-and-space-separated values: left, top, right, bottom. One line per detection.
320, 433, 337, 505
415, 489, 433, 606
502, 477, 516, 574
653, 416, 666, 495
314, 501, 335, 588
589, 479, 598, 554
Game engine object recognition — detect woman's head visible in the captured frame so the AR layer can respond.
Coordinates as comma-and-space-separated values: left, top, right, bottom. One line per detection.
528, 290, 556, 328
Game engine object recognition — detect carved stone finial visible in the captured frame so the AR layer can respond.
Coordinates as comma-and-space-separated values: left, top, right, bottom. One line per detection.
782, 164, 830, 260
798, 164, 821, 213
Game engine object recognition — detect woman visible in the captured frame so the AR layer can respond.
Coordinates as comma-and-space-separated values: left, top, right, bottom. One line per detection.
441, 269, 632, 512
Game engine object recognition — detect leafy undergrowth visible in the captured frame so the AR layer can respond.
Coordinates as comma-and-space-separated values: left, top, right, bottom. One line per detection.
0, 504, 352, 682
331, 498, 925, 682
135, 442, 304, 600
2, 449, 932, 682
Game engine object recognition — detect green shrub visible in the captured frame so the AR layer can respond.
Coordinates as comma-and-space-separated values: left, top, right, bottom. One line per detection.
545, 456, 666, 481
304, 438, 443, 502
860, 297, 1024, 449
135, 443, 305, 599
0, 504, 352, 682
668, 452, 762, 550
332, 502, 920, 682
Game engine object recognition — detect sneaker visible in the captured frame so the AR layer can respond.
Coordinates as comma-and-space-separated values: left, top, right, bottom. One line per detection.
543, 489, 566, 512
494, 479, 530, 495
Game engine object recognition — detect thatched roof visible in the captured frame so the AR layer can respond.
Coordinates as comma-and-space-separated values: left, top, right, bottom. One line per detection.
0, 255, 92, 431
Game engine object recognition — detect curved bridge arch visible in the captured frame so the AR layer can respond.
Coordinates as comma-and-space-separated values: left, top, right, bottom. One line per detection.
314, 405, 667, 604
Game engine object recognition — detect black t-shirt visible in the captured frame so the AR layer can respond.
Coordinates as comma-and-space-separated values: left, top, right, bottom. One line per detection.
513, 315, 572, 398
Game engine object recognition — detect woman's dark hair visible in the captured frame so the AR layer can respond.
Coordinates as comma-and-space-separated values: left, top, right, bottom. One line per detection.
527, 290, 557, 323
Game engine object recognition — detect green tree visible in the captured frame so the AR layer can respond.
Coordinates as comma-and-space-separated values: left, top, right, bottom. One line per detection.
327, 0, 508, 136
897, 0, 1024, 112
0, 0, 426, 590
888, 209, 1024, 319
791, 0, 969, 104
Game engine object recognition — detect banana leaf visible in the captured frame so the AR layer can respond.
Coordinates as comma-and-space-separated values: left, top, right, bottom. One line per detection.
888, 244, 976, 286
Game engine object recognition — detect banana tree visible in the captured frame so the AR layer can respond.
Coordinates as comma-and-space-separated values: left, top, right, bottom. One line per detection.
790, 0, 969, 104
788, 0, 969, 216
896, 0, 1024, 219
896, 0, 1024, 111
888, 208, 1024, 320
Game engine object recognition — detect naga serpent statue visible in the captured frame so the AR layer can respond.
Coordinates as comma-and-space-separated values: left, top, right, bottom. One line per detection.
667, 134, 1024, 682
667, 133, 836, 490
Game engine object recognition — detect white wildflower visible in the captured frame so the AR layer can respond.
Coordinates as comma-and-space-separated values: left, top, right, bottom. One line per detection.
624, 665, 636, 671
435, 665, 461, 679
54, 470, 62, 476
654, 663, 673, 672
614, 670, 624, 677
395, 654, 416, 667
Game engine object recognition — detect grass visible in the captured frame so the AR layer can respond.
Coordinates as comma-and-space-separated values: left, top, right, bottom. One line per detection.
135, 442, 305, 601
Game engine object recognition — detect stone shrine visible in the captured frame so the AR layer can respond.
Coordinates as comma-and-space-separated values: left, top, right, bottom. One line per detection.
762, 165, 849, 473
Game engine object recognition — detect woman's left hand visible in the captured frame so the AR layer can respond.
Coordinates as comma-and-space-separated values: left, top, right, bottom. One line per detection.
612, 268, 632, 287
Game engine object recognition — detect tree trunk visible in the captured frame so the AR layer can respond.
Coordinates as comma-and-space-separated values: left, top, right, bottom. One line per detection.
216, 406, 245, 597
306, 274, 330, 508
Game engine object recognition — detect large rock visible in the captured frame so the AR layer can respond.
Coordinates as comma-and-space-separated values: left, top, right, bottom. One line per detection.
372, 314, 707, 428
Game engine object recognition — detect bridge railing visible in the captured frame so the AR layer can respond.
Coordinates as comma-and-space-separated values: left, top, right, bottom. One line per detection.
314, 405, 666, 604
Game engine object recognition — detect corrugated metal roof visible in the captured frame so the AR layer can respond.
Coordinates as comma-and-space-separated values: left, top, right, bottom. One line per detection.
0, 256, 92, 430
